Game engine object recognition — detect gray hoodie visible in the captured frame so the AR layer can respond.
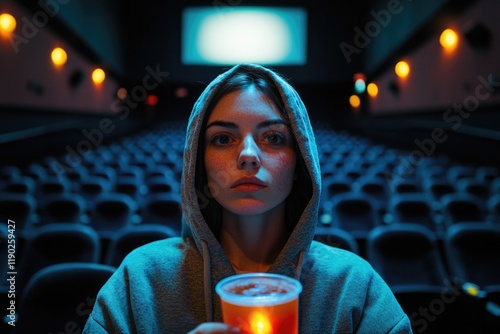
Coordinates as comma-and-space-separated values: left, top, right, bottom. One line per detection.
83, 63, 412, 333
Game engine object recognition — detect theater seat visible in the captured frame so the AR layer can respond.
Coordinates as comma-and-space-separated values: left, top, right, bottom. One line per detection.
488, 194, 500, 224
0, 223, 8, 289
0, 193, 36, 232
440, 193, 487, 228
456, 178, 491, 203
88, 193, 138, 238
386, 193, 441, 235
3, 176, 36, 194
444, 223, 500, 288
444, 222, 500, 331
321, 176, 352, 204
14, 262, 115, 334
140, 193, 183, 234
367, 223, 447, 288
15, 224, 101, 293
330, 192, 380, 239
105, 224, 177, 267
37, 193, 87, 225
314, 227, 359, 254
78, 176, 112, 208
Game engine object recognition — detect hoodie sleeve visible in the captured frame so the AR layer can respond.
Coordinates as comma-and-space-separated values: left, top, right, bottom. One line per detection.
355, 269, 413, 334
82, 263, 138, 334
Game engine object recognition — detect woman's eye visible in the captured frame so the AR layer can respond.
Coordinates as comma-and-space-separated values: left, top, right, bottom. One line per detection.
211, 134, 233, 145
266, 132, 286, 145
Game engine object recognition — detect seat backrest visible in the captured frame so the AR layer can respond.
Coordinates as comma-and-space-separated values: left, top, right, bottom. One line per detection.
16, 224, 101, 293
331, 192, 379, 238
388, 193, 437, 231
15, 262, 115, 334
146, 175, 180, 195
0, 193, 36, 232
314, 227, 359, 254
487, 194, 500, 224
422, 178, 456, 208
456, 177, 490, 202
88, 192, 138, 238
367, 223, 447, 288
4, 176, 36, 194
0, 223, 8, 280
38, 193, 87, 225
440, 193, 486, 227
36, 175, 71, 198
105, 224, 176, 267
352, 175, 388, 212
114, 176, 143, 200
140, 193, 182, 233
444, 223, 500, 287
79, 175, 112, 208
321, 176, 352, 204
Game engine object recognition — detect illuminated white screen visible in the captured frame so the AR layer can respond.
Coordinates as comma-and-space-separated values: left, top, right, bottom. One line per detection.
182, 7, 307, 65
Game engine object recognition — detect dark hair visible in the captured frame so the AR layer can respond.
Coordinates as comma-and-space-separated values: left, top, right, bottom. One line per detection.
195, 68, 312, 238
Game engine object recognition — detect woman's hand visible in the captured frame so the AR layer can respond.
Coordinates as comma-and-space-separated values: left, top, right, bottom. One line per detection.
187, 322, 241, 334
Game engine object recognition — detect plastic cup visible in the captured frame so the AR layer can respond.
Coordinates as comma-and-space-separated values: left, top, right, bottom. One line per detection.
216, 273, 302, 334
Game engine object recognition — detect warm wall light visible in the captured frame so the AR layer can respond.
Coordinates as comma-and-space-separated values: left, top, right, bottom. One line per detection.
395, 61, 410, 78
367, 83, 378, 98
117, 87, 127, 100
0, 13, 16, 33
440, 29, 458, 49
51, 47, 67, 66
92, 68, 105, 84
349, 95, 361, 108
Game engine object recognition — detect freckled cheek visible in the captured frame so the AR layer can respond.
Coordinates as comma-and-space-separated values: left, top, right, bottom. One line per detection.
205, 153, 234, 188
268, 153, 296, 189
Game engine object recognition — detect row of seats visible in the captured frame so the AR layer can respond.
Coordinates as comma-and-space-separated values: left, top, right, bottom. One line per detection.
0, 223, 175, 296
1, 121, 499, 333
3, 219, 498, 300
315, 222, 500, 333
2, 221, 499, 333
1, 181, 498, 245
0, 191, 183, 238
315, 222, 500, 289
319, 190, 500, 239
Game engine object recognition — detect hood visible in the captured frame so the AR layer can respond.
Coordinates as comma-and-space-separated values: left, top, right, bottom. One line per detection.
181, 63, 321, 285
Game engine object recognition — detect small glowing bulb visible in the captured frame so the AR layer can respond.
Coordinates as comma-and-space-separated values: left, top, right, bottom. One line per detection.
440, 29, 458, 49
395, 61, 410, 78
354, 79, 366, 94
367, 83, 379, 98
117, 87, 127, 100
0, 13, 16, 33
51, 47, 67, 66
349, 95, 361, 108
92, 68, 105, 84
146, 94, 159, 106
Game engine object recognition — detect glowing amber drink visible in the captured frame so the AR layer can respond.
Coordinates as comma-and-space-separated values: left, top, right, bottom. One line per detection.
216, 273, 302, 334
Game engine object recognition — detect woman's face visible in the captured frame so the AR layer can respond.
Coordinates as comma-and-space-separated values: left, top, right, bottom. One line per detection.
204, 85, 297, 217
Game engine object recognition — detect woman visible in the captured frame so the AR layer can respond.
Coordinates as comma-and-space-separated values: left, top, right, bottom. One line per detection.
83, 64, 412, 333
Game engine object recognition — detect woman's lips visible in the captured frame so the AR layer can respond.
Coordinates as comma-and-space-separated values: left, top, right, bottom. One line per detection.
232, 183, 267, 193
230, 177, 267, 192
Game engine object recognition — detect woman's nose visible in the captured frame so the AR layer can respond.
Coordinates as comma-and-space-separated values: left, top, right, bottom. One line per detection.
238, 134, 261, 170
